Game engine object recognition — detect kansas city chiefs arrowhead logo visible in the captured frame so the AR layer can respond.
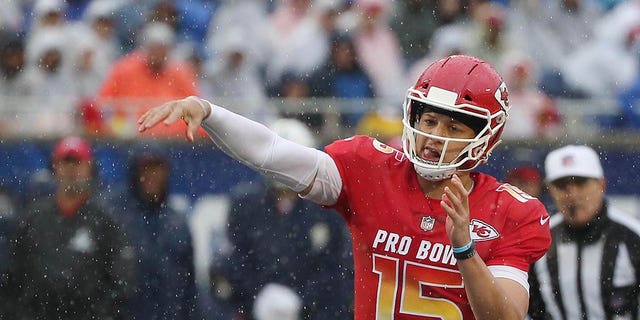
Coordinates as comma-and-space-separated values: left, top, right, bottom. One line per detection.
494, 82, 509, 110
469, 219, 499, 241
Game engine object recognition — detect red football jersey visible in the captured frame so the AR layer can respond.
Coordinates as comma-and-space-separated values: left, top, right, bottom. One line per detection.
325, 135, 551, 320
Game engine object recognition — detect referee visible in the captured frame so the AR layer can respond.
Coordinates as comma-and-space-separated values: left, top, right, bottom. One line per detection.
529, 145, 640, 320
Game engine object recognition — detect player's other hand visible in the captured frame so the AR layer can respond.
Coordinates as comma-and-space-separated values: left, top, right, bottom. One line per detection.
441, 174, 472, 247
137, 96, 211, 142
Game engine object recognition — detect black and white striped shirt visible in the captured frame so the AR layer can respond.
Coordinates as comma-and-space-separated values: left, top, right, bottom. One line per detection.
529, 202, 640, 320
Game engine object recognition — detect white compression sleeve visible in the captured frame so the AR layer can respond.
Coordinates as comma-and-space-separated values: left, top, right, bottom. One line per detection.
300, 151, 342, 206
200, 100, 322, 193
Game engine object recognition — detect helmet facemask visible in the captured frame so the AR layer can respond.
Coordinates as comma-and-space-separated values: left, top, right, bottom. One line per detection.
402, 87, 507, 181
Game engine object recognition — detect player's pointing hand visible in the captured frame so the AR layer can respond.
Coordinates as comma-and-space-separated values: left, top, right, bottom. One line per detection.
137, 96, 211, 142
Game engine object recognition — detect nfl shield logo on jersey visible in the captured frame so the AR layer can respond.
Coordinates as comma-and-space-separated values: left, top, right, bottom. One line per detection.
420, 216, 435, 231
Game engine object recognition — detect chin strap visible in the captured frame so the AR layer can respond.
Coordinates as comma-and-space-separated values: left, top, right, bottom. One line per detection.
414, 164, 456, 181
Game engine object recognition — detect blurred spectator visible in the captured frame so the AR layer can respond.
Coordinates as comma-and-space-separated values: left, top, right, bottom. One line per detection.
23, 28, 75, 98
220, 118, 353, 320
0, 185, 18, 318
500, 54, 562, 140
97, 22, 200, 138
503, 163, 555, 211
275, 72, 337, 138
68, 31, 109, 99
594, 0, 640, 43
0, 0, 24, 32
21, 28, 79, 136
264, 0, 315, 86
109, 142, 199, 319
507, 0, 562, 73
145, 0, 212, 63
206, 0, 271, 75
560, 24, 639, 99
0, 31, 29, 97
308, 33, 374, 126
276, 72, 312, 101
109, 0, 213, 57
203, 27, 274, 123
504, 165, 543, 199
111, 0, 152, 53
541, 0, 602, 61
73, 0, 123, 90
175, 41, 209, 97
269, 0, 313, 46
509, 0, 603, 98
618, 33, 640, 128
148, 0, 180, 30
146, 0, 209, 55
467, 2, 517, 70
405, 23, 469, 89
353, 0, 406, 105
174, 0, 217, 52
99, 22, 196, 99
618, 79, 640, 128
265, 0, 341, 91
27, 0, 70, 35
436, 0, 470, 26
390, 0, 439, 63
595, 0, 640, 128
9, 136, 134, 319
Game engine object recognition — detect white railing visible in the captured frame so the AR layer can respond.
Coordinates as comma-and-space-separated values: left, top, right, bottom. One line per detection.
0, 95, 634, 145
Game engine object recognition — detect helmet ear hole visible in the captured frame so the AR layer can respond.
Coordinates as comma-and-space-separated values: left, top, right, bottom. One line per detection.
464, 94, 473, 101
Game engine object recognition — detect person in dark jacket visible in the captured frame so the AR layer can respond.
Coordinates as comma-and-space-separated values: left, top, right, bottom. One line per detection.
10, 136, 135, 320
308, 33, 374, 127
0, 185, 19, 318
110, 142, 198, 320
221, 119, 354, 320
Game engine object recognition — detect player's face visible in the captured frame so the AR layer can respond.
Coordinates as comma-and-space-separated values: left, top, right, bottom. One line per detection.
414, 112, 476, 164
548, 176, 605, 227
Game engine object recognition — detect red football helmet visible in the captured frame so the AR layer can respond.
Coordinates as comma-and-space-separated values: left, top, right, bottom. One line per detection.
402, 55, 510, 180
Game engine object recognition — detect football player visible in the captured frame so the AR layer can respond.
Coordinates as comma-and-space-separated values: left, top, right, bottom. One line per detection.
138, 55, 551, 320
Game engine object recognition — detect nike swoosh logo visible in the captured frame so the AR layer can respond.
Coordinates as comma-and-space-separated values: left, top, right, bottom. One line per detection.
540, 216, 550, 225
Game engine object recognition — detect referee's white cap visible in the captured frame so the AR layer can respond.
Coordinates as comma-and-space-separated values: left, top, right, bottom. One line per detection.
544, 145, 604, 183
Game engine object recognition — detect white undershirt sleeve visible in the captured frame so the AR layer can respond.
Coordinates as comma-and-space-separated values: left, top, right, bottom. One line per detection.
487, 265, 530, 295
200, 101, 342, 203
300, 151, 342, 206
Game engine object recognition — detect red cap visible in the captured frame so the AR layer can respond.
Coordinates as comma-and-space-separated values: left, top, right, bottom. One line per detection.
52, 136, 93, 161
505, 166, 542, 184
486, 15, 503, 30
627, 25, 640, 46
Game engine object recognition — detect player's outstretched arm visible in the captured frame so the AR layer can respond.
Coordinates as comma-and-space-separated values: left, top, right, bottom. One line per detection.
138, 96, 342, 205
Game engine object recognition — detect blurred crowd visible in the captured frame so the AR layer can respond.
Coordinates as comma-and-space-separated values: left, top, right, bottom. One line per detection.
0, 132, 354, 320
1, 0, 640, 141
